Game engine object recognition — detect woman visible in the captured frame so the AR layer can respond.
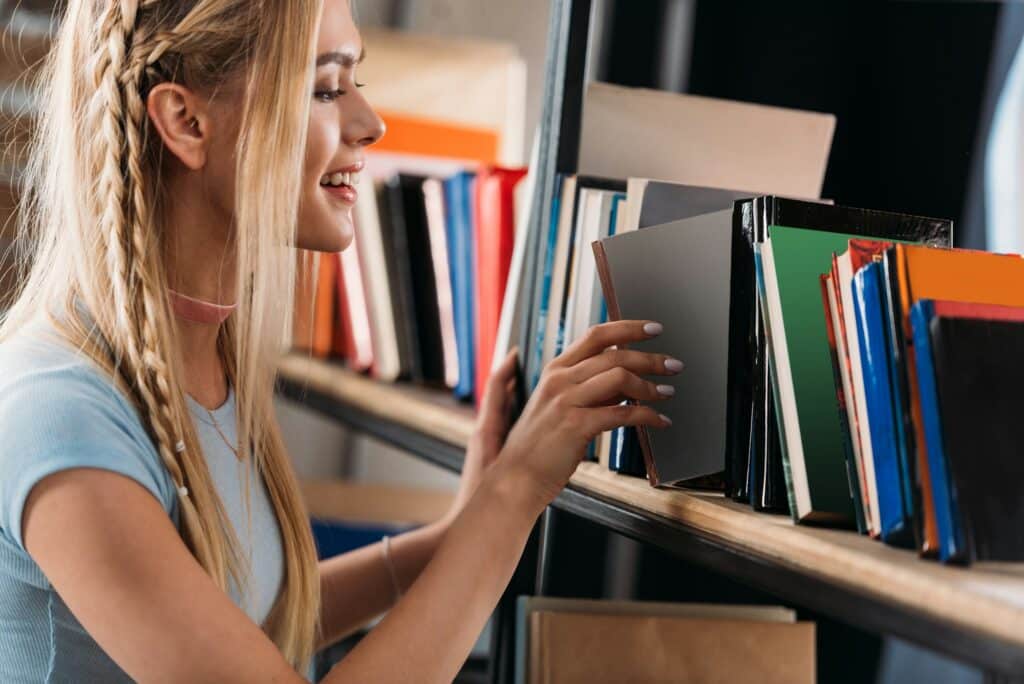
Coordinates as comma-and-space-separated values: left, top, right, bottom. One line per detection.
0, 0, 679, 681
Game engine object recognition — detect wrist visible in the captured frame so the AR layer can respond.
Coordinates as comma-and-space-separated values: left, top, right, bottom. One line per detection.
479, 459, 550, 525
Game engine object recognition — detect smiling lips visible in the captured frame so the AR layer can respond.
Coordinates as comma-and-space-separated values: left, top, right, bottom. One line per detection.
319, 167, 362, 204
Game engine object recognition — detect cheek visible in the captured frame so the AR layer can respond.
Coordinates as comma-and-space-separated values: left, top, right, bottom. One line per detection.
295, 112, 353, 252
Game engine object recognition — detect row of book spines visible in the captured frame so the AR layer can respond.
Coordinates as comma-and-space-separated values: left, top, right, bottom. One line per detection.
294, 166, 527, 405
820, 241, 1024, 563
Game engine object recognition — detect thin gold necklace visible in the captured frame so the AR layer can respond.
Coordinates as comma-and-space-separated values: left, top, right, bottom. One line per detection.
203, 404, 241, 460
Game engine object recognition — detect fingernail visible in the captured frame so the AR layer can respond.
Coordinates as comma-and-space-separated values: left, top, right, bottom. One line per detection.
643, 322, 663, 336
664, 358, 684, 373
656, 384, 675, 397
659, 413, 673, 426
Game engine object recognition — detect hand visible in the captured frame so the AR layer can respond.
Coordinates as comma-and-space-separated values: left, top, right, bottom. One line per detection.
499, 320, 681, 511
449, 349, 521, 519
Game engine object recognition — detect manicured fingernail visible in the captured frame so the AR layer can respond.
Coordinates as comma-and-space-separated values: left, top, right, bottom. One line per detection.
656, 384, 675, 397
659, 413, 673, 426
664, 358, 684, 373
643, 322, 663, 336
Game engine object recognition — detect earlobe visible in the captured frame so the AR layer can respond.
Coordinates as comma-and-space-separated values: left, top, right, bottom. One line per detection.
146, 83, 208, 171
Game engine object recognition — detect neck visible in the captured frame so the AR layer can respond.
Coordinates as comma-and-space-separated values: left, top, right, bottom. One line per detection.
164, 175, 237, 409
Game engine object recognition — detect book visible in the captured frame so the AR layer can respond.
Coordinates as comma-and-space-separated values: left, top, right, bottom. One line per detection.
357, 27, 527, 166
894, 245, 1024, 554
578, 82, 835, 198
923, 307, 1024, 562
832, 241, 893, 537
852, 261, 913, 546
516, 597, 811, 684
443, 171, 477, 400
353, 175, 401, 381
311, 252, 338, 359
337, 239, 374, 372
422, 178, 459, 388
515, 597, 798, 684
742, 199, 952, 522
528, 174, 575, 388
820, 271, 866, 533
378, 177, 423, 382
474, 166, 528, 403
594, 209, 734, 486
911, 300, 1024, 563
331, 252, 352, 361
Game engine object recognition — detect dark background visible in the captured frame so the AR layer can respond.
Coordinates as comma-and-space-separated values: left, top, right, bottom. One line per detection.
604, 0, 1024, 250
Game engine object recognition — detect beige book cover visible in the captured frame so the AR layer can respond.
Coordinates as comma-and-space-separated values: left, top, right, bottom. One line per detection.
579, 82, 834, 199
529, 612, 814, 684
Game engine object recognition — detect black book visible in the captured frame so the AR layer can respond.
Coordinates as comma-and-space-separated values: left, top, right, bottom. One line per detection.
730, 197, 952, 512
930, 316, 1024, 562
378, 177, 421, 383
395, 174, 446, 386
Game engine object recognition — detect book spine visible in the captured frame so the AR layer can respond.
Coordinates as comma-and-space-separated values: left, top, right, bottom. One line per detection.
529, 176, 564, 389
821, 274, 867, 533
910, 301, 966, 564
853, 264, 913, 547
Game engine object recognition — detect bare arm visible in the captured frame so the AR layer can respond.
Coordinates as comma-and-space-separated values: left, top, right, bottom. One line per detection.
316, 519, 447, 649
23, 468, 307, 684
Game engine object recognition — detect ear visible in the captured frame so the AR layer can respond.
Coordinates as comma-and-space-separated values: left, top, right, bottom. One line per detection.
146, 83, 209, 171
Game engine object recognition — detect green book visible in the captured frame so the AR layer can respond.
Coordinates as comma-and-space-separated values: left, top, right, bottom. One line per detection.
761, 225, 859, 524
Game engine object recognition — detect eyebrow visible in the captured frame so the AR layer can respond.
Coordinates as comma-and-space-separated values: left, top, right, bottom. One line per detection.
315, 47, 366, 68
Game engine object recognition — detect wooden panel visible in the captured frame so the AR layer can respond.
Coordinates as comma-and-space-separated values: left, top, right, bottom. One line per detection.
301, 479, 454, 526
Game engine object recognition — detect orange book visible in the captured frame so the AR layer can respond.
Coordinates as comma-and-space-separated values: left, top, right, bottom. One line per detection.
473, 166, 527, 405
897, 245, 1024, 555
292, 250, 317, 352
372, 110, 500, 165
311, 253, 338, 359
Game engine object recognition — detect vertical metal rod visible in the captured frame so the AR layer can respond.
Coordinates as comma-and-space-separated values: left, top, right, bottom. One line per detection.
535, 507, 556, 595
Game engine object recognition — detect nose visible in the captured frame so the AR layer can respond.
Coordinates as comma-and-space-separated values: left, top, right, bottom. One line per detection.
343, 90, 386, 148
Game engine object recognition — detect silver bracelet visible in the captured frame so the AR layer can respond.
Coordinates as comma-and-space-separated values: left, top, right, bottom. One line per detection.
381, 535, 403, 604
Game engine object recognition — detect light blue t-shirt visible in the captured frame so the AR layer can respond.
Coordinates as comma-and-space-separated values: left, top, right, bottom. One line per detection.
0, 321, 298, 682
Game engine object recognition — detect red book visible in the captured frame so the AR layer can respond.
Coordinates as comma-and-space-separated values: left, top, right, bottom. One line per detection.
473, 166, 527, 405
338, 242, 375, 372
332, 252, 352, 361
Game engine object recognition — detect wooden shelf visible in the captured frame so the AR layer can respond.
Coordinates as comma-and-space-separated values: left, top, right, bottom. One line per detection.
277, 352, 1024, 674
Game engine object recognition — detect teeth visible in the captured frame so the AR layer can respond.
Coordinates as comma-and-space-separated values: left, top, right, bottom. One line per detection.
320, 171, 360, 187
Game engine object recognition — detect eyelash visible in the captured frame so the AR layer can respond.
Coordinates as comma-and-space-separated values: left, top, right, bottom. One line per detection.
314, 83, 366, 103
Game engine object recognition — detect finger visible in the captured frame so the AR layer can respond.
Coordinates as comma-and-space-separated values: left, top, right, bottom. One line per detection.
568, 348, 684, 383
552, 320, 663, 369
569, 366, 674, 407
586, 403, 672, 435
478, 352, 519, 433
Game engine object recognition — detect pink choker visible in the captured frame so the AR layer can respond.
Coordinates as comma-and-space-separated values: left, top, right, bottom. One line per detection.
168, 289, 238, 325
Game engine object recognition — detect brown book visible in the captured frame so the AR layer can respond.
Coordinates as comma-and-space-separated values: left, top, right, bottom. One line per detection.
528, 611, 814, 684
292, 250, 317, 352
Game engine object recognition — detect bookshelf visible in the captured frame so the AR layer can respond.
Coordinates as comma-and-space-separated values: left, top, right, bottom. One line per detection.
279, 0, 1024, 681
279, 352, 1024, 677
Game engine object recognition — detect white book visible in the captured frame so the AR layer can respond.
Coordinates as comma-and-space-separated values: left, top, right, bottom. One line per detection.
422, 178, 459, 389
837, 251, 882, 536
825, 272, 872, 534
561, 188, 601, 351
353, 175, 401, 382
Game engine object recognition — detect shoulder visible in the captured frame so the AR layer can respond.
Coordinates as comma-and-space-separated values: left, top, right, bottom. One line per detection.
0, 322, 176, 551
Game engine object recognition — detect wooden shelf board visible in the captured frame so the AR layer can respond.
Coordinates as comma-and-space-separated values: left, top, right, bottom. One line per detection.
278, 353, 1024, 658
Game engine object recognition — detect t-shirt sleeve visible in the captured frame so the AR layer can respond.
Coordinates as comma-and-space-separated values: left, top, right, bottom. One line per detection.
0, 367, 175, 552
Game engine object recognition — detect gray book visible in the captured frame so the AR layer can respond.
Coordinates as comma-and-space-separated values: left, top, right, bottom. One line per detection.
593, 209, 734, 487
638, 180, 753, 229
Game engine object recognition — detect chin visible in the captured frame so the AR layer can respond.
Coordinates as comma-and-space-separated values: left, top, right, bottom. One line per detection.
296, 215, 355, 253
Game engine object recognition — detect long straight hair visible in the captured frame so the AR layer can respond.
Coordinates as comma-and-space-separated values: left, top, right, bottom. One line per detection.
2, 0, 325, 671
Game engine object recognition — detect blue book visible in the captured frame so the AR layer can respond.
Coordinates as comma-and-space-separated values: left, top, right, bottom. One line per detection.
910, 300, 965, 563
852, 262, 913, 546
609, 425, 646, 476
443, 172, 476, 400
529, 175, 566, 389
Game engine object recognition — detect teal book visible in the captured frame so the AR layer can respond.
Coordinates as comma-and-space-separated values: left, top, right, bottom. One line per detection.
760, 225, 862, 524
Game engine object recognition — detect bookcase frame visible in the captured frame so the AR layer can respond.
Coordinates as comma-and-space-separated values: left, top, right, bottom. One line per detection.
279, 0, 1024, 680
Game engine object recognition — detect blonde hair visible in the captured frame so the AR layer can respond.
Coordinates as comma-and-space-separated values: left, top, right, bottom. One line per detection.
2, 0, 324, 671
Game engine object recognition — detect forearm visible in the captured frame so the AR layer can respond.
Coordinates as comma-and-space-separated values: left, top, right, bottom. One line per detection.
323, 462, 542, 683
317, 516, 448, 650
